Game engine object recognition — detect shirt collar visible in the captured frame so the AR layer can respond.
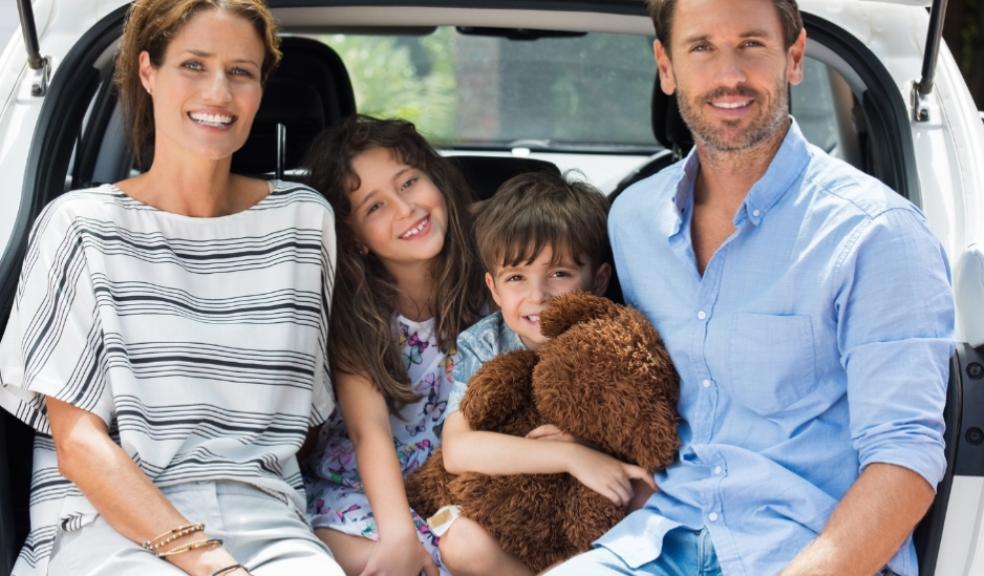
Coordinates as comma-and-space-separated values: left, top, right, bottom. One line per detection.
666, 117, 812, 232
664, 152, 701, 238
736, 118, 811, 227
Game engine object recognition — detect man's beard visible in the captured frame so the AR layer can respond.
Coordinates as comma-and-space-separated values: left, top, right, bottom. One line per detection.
675, 82, 790, 154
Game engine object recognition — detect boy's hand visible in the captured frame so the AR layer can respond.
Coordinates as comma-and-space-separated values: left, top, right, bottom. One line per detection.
526, 424, 577, 443
566, 445, 657, 507
628, 478, 657, 511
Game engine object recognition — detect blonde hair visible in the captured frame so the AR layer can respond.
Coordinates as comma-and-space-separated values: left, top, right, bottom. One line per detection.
114, 0, 281, 163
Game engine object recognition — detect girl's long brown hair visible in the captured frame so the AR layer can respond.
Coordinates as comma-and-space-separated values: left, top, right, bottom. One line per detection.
305, 115, 485, 412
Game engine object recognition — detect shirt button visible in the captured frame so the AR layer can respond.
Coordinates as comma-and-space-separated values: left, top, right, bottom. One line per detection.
752, 209, 762, 218
702, 379, 712, 389
708, 512, 719, 522
713, 466, 723, 475
697, 310, 707, 320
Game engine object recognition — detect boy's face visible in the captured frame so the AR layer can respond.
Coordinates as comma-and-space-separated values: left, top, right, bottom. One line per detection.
486, 246, 611, 350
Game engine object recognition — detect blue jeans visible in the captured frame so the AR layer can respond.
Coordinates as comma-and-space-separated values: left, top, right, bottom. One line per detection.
544, 528, 721, 576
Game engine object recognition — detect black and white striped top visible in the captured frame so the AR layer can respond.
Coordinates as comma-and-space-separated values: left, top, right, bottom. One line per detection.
0, 180, 336, 575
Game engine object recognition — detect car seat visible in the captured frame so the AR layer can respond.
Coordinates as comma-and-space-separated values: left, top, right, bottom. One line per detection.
608, 74, 689, 202
448, 155, 560, 202
231, 36, 356, 178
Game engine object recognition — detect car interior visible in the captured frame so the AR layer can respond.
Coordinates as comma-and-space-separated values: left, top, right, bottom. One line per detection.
0, 3, 974, 574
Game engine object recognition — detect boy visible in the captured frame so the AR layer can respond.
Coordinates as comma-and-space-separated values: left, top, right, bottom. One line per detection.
436, 171, 657, 576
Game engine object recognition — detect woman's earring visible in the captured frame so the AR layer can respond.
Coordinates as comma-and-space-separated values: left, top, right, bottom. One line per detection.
359, 244, 369, 256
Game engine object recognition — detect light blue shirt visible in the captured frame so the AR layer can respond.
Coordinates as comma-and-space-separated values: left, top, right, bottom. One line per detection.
446, 311, 526, 414
602, 120, 954, 576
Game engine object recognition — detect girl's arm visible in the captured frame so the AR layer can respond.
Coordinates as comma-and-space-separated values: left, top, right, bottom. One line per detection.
46, 397, 245, 576
442, 411, 656, 507
334, 371, 438, 576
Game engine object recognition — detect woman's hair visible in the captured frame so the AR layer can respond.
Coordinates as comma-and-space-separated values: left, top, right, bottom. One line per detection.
304, 115, 485, 411
113, 0, 281, 164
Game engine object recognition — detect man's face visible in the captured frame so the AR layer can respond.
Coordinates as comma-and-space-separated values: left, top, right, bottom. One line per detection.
654, 0, 806, 154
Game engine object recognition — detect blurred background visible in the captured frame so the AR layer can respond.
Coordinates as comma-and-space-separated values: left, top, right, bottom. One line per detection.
0, 1, 981, 109
945, 0, 983, 108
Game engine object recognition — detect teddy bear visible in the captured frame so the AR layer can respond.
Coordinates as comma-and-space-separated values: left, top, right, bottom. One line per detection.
405, 292, 680, 572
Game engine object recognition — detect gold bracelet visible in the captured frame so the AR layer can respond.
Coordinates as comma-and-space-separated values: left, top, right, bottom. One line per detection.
141, 523, 206, 551
157, 537, 223, 559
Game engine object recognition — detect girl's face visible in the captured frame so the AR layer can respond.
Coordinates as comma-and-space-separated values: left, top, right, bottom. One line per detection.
138, 9, 265, 162
346, 146, 448, 271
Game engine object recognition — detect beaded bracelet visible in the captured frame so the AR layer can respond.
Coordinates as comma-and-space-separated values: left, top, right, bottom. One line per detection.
156, 537, 223, 559
141, 522, 205, 552
213, 564, 250, 576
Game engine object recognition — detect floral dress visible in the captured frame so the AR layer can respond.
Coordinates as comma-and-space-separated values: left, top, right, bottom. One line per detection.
304, 315, 451, 570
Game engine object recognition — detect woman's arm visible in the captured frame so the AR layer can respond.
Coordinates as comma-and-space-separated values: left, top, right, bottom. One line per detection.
334, 372, 437, 576
46, 397, 245, 576
442, 412, 655, 507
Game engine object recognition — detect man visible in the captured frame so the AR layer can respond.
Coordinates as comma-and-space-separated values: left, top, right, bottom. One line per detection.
547, 0, 954, 574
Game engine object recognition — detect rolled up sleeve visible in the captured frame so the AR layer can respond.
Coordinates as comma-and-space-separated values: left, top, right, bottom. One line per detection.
837, 207, 954, 488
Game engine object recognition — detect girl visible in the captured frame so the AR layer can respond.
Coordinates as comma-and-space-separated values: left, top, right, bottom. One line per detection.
303, 115, 485, 576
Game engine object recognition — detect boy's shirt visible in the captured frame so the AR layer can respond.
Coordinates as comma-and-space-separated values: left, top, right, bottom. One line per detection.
446, 310, 526, 414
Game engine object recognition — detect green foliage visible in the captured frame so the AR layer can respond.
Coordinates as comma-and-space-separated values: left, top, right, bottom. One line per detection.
321, 29, 457, 142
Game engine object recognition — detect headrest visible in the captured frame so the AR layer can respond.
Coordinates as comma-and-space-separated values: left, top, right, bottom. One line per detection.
232, 37, 356, 176
651, 75, 692, 157
448, 155, 561, 201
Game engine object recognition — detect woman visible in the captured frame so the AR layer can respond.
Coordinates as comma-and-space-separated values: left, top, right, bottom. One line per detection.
0, 1, 342, 575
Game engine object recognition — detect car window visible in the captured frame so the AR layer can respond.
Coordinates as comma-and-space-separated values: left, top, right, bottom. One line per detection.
315, 27, 657, 152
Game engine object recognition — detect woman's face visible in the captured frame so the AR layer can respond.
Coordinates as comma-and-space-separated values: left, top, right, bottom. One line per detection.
139, 9, 265, 162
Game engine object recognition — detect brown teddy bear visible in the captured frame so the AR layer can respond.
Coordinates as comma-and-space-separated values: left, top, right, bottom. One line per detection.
406, 292, 680, 572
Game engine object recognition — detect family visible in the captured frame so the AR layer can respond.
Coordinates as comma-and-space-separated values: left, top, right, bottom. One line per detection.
0, 0, 953, 575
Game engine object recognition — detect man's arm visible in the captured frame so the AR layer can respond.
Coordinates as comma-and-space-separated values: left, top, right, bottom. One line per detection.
781, 463, 934, 575
785, 207, 953, 574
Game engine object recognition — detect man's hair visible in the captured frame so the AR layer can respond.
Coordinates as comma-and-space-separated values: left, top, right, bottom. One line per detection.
475, 171, 610, 275
647, 0, 803, 54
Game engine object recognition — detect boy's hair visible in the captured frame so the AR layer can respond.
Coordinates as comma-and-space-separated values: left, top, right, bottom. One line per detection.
304, 115, 484, 412
475, 171, 610, 275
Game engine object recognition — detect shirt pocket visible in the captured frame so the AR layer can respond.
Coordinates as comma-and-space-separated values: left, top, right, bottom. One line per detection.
727, 313, 816, 416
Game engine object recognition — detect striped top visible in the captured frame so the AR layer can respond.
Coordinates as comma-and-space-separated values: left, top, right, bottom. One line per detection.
0, 180, 336, 575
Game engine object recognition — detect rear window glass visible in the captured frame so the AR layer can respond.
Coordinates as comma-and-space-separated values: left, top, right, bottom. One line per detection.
316, 27, 657, 151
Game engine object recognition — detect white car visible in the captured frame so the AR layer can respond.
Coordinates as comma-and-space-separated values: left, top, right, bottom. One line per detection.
0, 0, 982, 573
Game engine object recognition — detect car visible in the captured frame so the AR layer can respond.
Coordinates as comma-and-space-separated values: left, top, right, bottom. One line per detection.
0, 0, 982, 573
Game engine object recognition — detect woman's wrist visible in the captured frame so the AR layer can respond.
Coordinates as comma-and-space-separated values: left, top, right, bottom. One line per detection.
166, 545, 241, 576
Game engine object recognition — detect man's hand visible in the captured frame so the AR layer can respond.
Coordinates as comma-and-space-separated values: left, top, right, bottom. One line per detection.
780, 463, 934, 576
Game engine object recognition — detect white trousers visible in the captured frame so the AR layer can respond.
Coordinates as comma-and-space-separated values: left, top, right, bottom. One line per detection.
47, 481, 344, 575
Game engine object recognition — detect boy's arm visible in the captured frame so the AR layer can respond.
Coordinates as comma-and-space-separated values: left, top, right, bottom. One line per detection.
442, 411, 655, 506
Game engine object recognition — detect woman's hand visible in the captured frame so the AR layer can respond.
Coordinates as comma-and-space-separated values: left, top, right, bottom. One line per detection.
360, 532, 438, 576
566, 444, 657, 507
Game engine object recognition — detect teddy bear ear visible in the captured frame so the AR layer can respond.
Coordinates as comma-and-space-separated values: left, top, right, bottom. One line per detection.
540, 292, 621, 338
